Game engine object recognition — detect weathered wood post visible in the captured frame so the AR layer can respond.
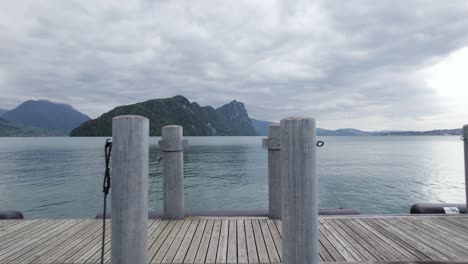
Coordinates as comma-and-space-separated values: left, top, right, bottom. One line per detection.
281, 117, 318, 264
268, 123, 281, 219
111, 115, 149, 264
464, 125, 468, 212
161, 125, 184, 219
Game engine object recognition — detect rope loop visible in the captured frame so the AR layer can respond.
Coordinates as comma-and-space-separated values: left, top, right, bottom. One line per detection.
103, 139, 112, 194
101, 138, 112, 264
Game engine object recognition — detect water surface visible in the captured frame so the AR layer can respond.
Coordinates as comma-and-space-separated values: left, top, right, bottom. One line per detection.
0, 136, 464, 218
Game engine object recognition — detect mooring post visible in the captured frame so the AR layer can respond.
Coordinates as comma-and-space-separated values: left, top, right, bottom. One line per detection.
464, 125, 468, 212
161, 125, 184, 219
267, 123, 281, 219
111, 115, 149, 264
280, 117, 318, 264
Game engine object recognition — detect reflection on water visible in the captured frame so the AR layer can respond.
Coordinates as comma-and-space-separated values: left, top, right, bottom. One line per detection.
0, 136, 464, 218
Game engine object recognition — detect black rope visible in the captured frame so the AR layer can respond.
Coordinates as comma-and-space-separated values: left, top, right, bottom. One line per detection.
101, 138, 112, 264
316, 140, 325, 147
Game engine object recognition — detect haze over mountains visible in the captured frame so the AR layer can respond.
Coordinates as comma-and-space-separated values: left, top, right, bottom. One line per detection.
0, 96, 464, 137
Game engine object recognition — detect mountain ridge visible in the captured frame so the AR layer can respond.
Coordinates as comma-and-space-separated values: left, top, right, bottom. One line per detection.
70, 95, 257, 136
251, 121, 462, 136
2, 100, 90, 132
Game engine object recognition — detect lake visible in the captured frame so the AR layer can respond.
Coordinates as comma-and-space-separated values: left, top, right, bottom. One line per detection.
0, 136, 464, 219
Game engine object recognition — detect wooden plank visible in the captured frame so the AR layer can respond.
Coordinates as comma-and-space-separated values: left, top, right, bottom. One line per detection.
26, 219, 102, 263
245, 219, 259, 263
226, 220, 237, 264
321, 219, 365, 261
61, 219, 113, 264
252, 219, 269, 263
162, 219, 192, 263
371, 218, 446, 260
437, 217, 468, 236
326, 218, 377, 261
266, 219, 282, 262
11, 220, 94, 263
332, 218, 383, 261
0, 220, 44, 241
205, 219, 221, 263
385, 218, 457, 260
3, 216, 468, 264
216, 219, 229, 263
194, 220, 214, 264
77, 222, 114, 264
398, 217, 468, 259
274, 219, 282, 237
318, 239, 334, 262
259, 219, 280, 263
148, 220, 178, 263
252, 220, 270, 263
152, 220, 187, 263
317, 223, 346, 262
417, 217, 468, 251
0, 220, 79, 261
72, 220, 112, 263
0, 220, 52, 251
173, 219, 199, 263
344, 218, 409, 261
358, 218, 428, 261
236, 219, 248, 264
183, 220, 206, 263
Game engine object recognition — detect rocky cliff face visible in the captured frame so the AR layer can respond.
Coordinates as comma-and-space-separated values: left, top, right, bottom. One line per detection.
217, 100, 257, 136
70, 96, 258, 136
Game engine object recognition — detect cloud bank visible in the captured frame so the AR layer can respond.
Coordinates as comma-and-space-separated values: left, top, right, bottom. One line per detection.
1, 0, 468, 130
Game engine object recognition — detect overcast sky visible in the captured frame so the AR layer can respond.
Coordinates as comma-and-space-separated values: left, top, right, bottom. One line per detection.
1, 1, 468, 130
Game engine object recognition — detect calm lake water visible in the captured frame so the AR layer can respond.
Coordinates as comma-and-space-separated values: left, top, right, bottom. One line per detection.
0, 136, 464, 219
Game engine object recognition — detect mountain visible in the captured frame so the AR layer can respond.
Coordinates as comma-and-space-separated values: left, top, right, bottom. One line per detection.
217, 100, 257, 136
317, 128, 462, 136
0, 108, 8, 116
2, 100, 90, 132
70, 96, 257, 136
0, 117, 66, 136
0, 118, 22, 136
317, 128, 372, 136
251, 119, 274, 136
377, 128, 462, 136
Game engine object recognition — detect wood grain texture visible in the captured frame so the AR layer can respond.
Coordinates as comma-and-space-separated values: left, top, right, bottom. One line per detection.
111, 115, 149, 264
1, 216, 468, 263
161, 125, 185, 220
267, 123, 281, 219
280, 117, 319, 264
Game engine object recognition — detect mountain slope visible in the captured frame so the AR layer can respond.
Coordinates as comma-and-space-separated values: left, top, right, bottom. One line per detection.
217, 100, 257, 136
0, 118, 67, 136
70, 96, 257, 136
2, 100, 90, 132
0, 108, 8, 116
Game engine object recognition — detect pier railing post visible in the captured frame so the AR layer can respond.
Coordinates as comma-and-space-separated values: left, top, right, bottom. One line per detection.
267, 124, 281, 219
111, 115, 149, 264
161, 125, 184, 219
464, 125, 468, 212
280, 117, 318, 264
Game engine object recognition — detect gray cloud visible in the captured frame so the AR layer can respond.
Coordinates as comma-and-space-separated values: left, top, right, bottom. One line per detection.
1, 0, 468, 130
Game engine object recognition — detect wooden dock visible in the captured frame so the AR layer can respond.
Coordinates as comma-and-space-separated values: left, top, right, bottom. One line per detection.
1, 215, 468, 263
